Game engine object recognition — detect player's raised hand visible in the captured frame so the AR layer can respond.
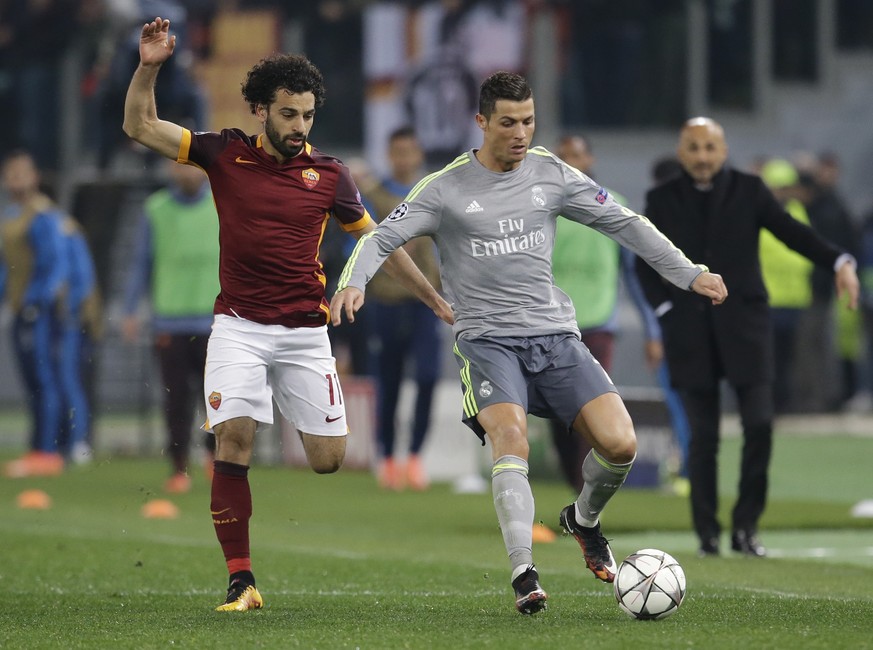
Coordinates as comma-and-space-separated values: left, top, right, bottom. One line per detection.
691, 271, 728, 305
140, 17, 176, 66
330, 287, 365, 326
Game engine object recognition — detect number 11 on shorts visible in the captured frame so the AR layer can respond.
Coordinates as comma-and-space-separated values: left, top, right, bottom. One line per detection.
325, 373, 343, 406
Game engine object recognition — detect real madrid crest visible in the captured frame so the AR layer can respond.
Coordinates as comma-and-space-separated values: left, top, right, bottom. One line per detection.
531, 186, 547, 208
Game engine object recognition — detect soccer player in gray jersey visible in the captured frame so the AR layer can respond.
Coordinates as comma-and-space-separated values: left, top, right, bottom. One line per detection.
332, 72, 728, 614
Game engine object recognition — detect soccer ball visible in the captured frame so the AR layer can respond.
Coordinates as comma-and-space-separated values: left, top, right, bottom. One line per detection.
613, 548, 686, 620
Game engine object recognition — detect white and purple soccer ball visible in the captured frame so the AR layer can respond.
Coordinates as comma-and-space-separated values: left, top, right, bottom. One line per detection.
613, 548, 686, 620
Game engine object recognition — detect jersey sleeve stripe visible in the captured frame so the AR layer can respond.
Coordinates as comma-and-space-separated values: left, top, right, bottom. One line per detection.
406, 155, 470, 202
177, 128, 192, 163
339, 211, 374, 233
336, 231, 376, 291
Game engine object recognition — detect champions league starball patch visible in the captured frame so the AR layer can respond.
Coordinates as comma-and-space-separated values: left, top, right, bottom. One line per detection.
387, 202, 409, 221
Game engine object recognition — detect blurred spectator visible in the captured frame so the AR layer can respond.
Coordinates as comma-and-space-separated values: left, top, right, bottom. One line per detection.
791, 150, 862, 410
0, 149, 68, 477
405, 49, 478, 171
548, 137, 691, 508
56, 211, 101, 464
758, 158, 814, 414
799, 153, 859, 303
122, 160, 219, 494
809, 152, 863, 406
354, 127, 442, 491
404, 0, 527, 169
636, 118, 858, 558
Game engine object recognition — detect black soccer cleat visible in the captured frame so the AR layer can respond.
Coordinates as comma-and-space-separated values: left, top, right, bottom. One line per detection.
512, 564, 548, 615
559, 505, 617, 583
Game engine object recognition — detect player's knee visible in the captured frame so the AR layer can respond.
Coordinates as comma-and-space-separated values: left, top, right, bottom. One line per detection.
310, 454, 343, 474
214, 419, 256, 463
601, 424, 637, 465
614, 433, 637, 465
486, 422, 529, 457
301, 433, 346, 474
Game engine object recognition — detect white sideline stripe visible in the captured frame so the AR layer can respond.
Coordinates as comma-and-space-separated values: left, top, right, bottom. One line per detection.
10, 522, 873, 563
765, 546, 873, 559
15, 585, 873, 604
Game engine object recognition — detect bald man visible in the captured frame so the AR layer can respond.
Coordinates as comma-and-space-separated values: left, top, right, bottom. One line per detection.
636, 117, 859, 558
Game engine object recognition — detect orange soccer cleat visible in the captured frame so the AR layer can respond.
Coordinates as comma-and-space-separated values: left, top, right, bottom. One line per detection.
405, 455, 430, 491
377, 457, 404, 491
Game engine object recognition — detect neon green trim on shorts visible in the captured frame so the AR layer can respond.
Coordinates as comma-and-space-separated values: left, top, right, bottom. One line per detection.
453, 341, 478, 418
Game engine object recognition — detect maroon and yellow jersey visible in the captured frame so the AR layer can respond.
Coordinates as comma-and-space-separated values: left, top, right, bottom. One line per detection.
178, 128, 372, 327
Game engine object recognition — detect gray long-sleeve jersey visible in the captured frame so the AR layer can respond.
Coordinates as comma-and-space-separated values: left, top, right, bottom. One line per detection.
338, 147, 706, 340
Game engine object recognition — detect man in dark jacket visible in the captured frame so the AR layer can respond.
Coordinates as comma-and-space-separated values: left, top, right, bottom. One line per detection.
636, 117, 859, 557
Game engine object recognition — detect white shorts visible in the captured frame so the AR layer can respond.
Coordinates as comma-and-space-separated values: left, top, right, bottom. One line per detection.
203, 314, 347, 436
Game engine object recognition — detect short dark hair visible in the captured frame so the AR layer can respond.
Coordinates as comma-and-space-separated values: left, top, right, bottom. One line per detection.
1, 148, 34, 168
241, 54, 326, 114
388, 125, 417, 143
558, 134, 591, 153
651, 155, 682, 185
478, 71, 532, 119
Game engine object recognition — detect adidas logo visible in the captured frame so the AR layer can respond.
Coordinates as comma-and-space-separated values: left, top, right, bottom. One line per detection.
465, 200, 484, 213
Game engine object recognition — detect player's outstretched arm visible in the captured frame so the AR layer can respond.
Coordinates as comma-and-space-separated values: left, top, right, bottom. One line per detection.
122, 17, 184, 160
380, 249, 454, 325
690, 271, 728, 305
342, 220, 454, 325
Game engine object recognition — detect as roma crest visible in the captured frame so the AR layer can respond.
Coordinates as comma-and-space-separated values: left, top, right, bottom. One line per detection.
302, 168, 320, 189
208, 391, 222, 410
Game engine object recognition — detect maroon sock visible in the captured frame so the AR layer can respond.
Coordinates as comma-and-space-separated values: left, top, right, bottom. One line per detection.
211, 460, 252, 575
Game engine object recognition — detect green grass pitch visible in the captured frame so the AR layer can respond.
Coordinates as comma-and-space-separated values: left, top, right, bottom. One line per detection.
2, 432, 872, 649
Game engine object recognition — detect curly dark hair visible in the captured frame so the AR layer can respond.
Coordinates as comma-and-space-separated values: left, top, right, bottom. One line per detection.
478, 71, 532, 118
241, 54, 326, 114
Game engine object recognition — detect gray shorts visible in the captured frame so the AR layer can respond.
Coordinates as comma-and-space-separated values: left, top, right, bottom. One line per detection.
452, 333, 617, 444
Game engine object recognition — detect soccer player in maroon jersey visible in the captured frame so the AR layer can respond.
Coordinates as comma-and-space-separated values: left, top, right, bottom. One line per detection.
123, 17, 453, 612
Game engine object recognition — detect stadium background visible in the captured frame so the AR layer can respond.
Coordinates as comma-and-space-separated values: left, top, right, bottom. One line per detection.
1, 0, 871, 482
